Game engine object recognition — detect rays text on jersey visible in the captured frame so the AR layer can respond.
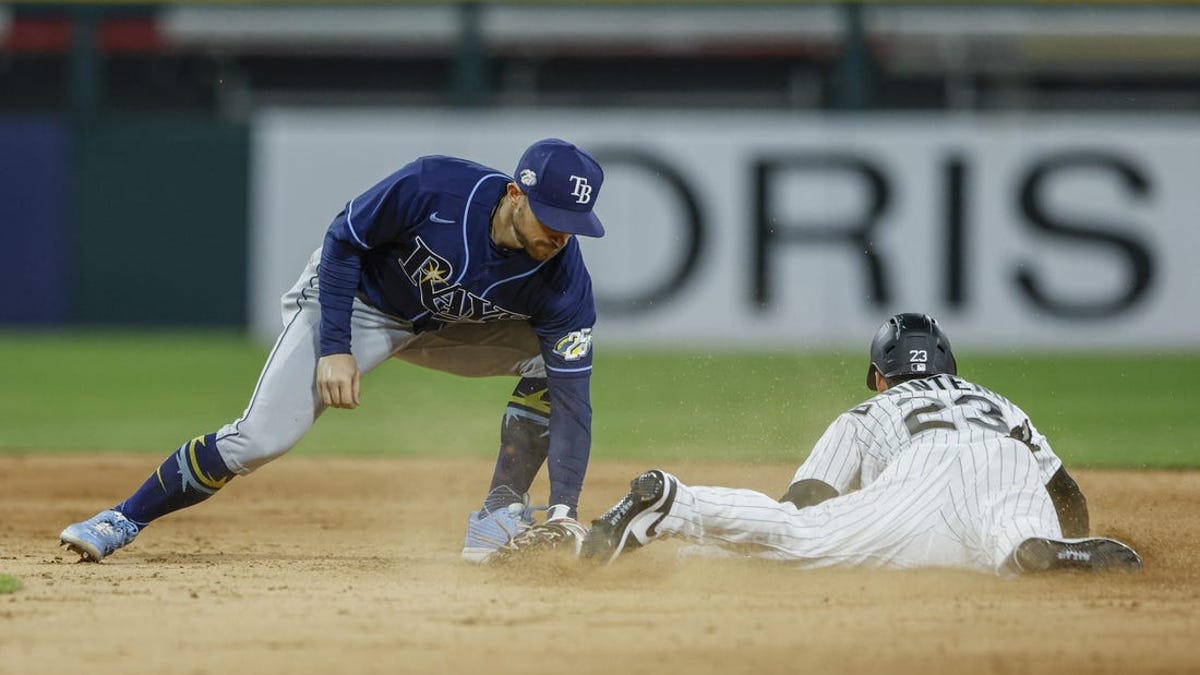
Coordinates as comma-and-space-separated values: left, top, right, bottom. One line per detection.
401, 236, 529, 324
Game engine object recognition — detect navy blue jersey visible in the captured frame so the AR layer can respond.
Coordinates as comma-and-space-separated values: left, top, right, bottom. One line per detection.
316, 155, 596, 508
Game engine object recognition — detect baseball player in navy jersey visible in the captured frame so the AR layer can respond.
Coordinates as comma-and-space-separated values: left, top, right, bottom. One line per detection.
581, 313, 1142, 576
61, 138, 604, 563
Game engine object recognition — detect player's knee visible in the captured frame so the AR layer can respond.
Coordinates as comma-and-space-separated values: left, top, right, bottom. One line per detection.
214, 422, 308, 473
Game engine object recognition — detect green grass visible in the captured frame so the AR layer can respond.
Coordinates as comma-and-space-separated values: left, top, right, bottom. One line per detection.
0, 575, 22, 595
1, 330, 1196, 468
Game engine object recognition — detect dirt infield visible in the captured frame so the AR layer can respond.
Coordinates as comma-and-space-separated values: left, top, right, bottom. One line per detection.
2, 455, 1197, 675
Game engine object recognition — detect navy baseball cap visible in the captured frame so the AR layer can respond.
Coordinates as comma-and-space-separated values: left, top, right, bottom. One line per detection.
514, 138, 605, 238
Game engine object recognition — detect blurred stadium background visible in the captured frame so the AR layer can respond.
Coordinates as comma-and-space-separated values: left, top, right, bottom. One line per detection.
1, 0, 1197, 467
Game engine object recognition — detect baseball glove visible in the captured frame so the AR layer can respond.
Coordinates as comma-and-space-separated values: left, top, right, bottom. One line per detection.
489, 517, 589, 564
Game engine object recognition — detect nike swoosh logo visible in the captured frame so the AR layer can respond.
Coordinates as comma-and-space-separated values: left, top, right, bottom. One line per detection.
645, 478, 677, 538
429, 212, 456, 224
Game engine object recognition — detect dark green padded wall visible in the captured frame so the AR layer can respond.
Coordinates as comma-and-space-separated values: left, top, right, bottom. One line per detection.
71, 118, 249, 326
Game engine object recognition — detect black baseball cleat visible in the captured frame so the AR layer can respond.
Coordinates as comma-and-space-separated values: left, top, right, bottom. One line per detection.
579, 470, 677, 565
1009, 537, 1143, 574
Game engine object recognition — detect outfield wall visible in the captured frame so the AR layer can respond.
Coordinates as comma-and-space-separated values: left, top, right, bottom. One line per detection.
0, 117, 66, 324
252, 110, 1200, 350
0, 116, 248, 327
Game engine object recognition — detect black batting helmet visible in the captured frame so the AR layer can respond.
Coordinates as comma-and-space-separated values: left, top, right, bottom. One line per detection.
865, 313, 957, 390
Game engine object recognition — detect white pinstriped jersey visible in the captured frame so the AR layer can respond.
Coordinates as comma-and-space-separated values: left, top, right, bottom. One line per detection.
791, 374, 1063, 494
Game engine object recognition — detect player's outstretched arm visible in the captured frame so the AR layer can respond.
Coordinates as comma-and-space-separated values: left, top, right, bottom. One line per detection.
317, 353, 361, 409
780, 478, 839, 509
1045, 466, 1089, 537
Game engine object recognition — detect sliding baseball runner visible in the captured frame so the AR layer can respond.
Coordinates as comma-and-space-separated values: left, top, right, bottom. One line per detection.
582, 313, 1141, 576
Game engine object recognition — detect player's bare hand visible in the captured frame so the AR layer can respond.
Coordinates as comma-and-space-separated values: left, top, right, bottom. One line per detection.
317, 353, 361, 409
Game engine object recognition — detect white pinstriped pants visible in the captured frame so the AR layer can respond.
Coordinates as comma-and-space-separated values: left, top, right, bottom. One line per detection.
661, 439, 1062, 574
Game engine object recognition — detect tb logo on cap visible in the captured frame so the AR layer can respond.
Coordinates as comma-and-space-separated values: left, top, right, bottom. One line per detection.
569, 175, 593, 204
